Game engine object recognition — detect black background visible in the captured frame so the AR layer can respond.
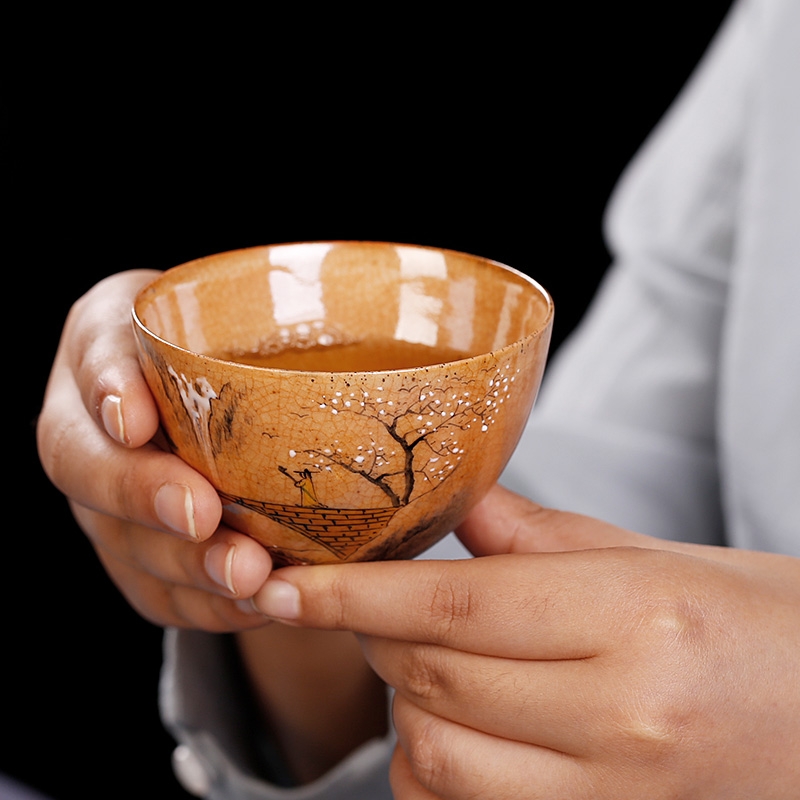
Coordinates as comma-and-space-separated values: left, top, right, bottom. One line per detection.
12, 5, 732, 798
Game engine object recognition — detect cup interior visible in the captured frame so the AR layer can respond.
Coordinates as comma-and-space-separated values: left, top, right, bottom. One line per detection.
133, 241, 553, 369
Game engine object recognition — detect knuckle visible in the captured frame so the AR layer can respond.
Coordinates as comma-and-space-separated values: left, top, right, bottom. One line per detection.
615, 687, 682, 749
169, 585, 233, 632
400, 713, 451, 791
95, 547, 175, 628
36, 410, 79, 489
401, 643, 446, 704
326, 572, 354, 629
612, 583, 715, 755
610, 682, 700, 772
508, 502, 573, 552
110, 458, 144, 521
83, 507, 138, 567
634, 575, 714, 656
426, 568, 473, 638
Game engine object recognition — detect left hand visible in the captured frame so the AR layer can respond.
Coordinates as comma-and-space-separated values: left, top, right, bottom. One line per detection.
253, 485, 800, 800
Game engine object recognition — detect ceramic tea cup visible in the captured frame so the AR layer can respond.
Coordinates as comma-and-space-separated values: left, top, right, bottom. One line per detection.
132, 241, 553, 565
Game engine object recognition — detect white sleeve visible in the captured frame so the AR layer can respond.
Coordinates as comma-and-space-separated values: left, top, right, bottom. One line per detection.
159, 628, 395, 800
503, 0, 756, 545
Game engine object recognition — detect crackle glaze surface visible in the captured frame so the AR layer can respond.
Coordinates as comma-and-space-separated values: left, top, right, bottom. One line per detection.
132, 242, 553, 564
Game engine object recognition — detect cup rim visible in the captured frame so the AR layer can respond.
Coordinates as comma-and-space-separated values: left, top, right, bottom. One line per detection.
132, 240, 554, 377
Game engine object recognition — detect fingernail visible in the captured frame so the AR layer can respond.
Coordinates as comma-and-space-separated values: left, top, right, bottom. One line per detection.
101, 394, 127, 444
205, 543, 237, 595
155, 483, 198, 540
256, 580, 300, 620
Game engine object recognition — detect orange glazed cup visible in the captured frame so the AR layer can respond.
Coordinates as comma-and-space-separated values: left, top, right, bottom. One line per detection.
132, 241, 553, 565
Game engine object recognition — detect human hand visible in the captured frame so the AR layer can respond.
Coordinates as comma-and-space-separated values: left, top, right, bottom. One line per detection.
253, 485, 800, 799
37, 271, 273, 631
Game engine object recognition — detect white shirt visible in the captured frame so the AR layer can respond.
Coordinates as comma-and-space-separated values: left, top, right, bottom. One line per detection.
160, 1, 800, 795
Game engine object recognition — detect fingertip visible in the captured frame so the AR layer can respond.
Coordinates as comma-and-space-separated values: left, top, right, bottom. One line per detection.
252, 578, 302, 621
205, 542, 239, 594
455, 484, 513, 554
191, 481, 224, 538
155, 482, 201, 540
151, 476, 220, 541
119, 384, 162, 448
456, 484, 546, 556
220, 533, 275, 598
101, 394, 127, 443
98, 381, 161, 448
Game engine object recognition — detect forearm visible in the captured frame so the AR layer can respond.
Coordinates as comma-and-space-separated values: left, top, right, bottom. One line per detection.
235, 624, 388, 785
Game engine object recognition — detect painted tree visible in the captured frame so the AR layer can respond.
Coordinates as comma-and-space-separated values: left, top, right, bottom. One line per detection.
288, 361, 519, 507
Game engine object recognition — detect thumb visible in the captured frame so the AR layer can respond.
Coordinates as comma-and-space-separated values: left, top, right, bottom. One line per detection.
455, 484, 658, 556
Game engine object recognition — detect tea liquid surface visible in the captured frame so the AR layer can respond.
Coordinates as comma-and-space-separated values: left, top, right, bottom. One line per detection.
216, 339, 471, 372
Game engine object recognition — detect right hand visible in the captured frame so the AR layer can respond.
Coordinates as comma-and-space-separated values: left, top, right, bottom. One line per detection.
37, 270, 274, 631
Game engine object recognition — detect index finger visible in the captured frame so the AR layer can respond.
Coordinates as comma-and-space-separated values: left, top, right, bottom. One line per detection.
252, 548, 660, 659
62, 269, 162, 447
